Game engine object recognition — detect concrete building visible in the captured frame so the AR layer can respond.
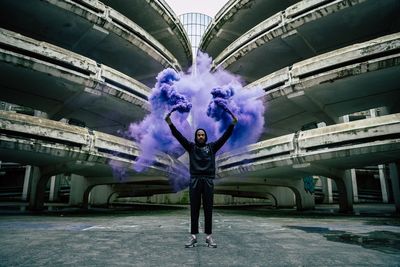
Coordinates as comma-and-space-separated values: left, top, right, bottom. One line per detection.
0, 0, 191, 210
0, 0, 399, 213
200, 0, 400, 213
179, 13, 212, 59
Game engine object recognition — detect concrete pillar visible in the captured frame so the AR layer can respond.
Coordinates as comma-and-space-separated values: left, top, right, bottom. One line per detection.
21, 165, 32, 211
340, 114, 350, 123
340, 115, 359, 204
268, 187, 295, 208
49, 175, 62, 202
27, 167, 52, 211
333, 172, 354, 213
27, 167, 41, 209
321, 177, 333, 204
389, 162, 400, 213
89, 185, 115, 206
347, 169, 359, 203
327, 177, 333, 204
378, 165, 389, 203
371, 108, 390, 204
48, 174, 63, 211
69, 174, 91, 207
34, 110, 48, 118
287, 179, 315, 211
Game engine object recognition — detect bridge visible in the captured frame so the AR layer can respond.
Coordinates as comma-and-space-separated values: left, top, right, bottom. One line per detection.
1, 0, 399, 213
0, 111, 187, 210
215, 113, 400, 212
1, 110, 399, 212
0, 0, 185, 86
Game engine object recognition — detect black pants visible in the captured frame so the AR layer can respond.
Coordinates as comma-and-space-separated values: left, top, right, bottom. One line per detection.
189, 177, 214, 235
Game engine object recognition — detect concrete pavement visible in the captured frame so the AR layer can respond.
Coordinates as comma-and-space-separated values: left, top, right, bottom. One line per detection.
0, 204, 399, 266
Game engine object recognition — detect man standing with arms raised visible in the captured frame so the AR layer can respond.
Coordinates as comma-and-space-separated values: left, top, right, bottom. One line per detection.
165, 110, 238, 248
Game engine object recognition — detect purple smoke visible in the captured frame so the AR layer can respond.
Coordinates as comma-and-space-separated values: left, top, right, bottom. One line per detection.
119, 52, 264, 190
128, 68, 192, 173
206, 83, 265, 153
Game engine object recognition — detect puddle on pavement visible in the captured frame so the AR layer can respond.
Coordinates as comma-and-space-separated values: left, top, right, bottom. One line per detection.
286, 226, 400, 254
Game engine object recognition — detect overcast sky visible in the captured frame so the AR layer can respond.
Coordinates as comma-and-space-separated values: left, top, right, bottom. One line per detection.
164, 0, 229, 17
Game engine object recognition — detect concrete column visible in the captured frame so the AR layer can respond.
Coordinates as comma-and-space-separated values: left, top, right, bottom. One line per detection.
389, 162, 400, 213
327, 178, 333, 204
340, 115, 359, 204
21, 165, 32, 211
348, 169, 359, 203
34, 110, 48, 118
89, 185, 115, 206
48, 175, 56, 211
371, 108, 390, 204
21, 166, 31, 201
27, 167, 52, 211
27, 167, 41, 209
321, 177, 333, 204
333, 171, 354, 213
49, 176, 58, 201
48, 175, 63, 211
286, 179, 315, 211
268, 187, 295, 208
69, 174, 91, 206
340, 114, 350, 123
378, 165, 389, 203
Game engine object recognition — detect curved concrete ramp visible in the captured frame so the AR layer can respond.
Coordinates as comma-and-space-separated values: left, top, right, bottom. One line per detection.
246, 33, 400, 138
217, 113, 400, 179
0, 111, 186, 180
213, 0, 400, 84
101, 0, 192, 69
216, 113, 400, 211
0, 28, 151, 135
200, 0, 300, 58
0, 0, 180, 86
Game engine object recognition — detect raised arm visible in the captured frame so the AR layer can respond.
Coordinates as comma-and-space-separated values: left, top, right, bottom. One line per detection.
165, 112, 191, 151
212, 112, 238, 152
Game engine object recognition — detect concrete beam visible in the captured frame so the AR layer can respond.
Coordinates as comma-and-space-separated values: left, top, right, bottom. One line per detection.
0, 28, 151, 134
0, 110, 187, 183
200, 0, 300, 58
2, 111, 400, 211
213, 0, 400, 83
101, 0, 192, 69
246, 33, 400, 138
0, 0, 181, 86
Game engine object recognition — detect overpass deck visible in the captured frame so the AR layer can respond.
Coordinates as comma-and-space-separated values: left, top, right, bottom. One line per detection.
217, 113, 400, 181
101, 0, 192, 69
0, 0, 180, 86
213, 0, 400, 84
0, 111, 186, 182
1, 111, 399, 198
0, 28, 151, 135
246, 33, 400, 138
200, 0, 300, 59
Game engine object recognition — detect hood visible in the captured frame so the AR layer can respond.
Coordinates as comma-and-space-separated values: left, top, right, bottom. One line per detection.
195, 128, 208, 147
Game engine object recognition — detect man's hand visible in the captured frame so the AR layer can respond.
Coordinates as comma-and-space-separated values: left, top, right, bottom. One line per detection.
165, 112, 172, 125
232, 115, 238, 125
226, 109, 238, 125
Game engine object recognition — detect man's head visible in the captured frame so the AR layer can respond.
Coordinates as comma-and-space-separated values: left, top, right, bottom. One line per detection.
195, 128, 208, 146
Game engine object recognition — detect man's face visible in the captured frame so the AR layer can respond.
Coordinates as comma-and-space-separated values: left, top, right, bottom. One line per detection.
196, 130, 206, 144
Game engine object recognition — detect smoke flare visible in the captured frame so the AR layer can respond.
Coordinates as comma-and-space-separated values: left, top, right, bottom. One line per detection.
118, 52, 265, 190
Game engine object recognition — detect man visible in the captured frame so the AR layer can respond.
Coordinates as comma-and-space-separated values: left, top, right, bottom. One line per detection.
165, 110, 237, 248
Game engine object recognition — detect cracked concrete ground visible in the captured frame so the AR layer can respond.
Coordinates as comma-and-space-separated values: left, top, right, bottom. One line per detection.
0, 204, 399, 266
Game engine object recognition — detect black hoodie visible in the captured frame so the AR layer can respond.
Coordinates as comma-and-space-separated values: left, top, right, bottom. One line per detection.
168, 123, 235, 178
